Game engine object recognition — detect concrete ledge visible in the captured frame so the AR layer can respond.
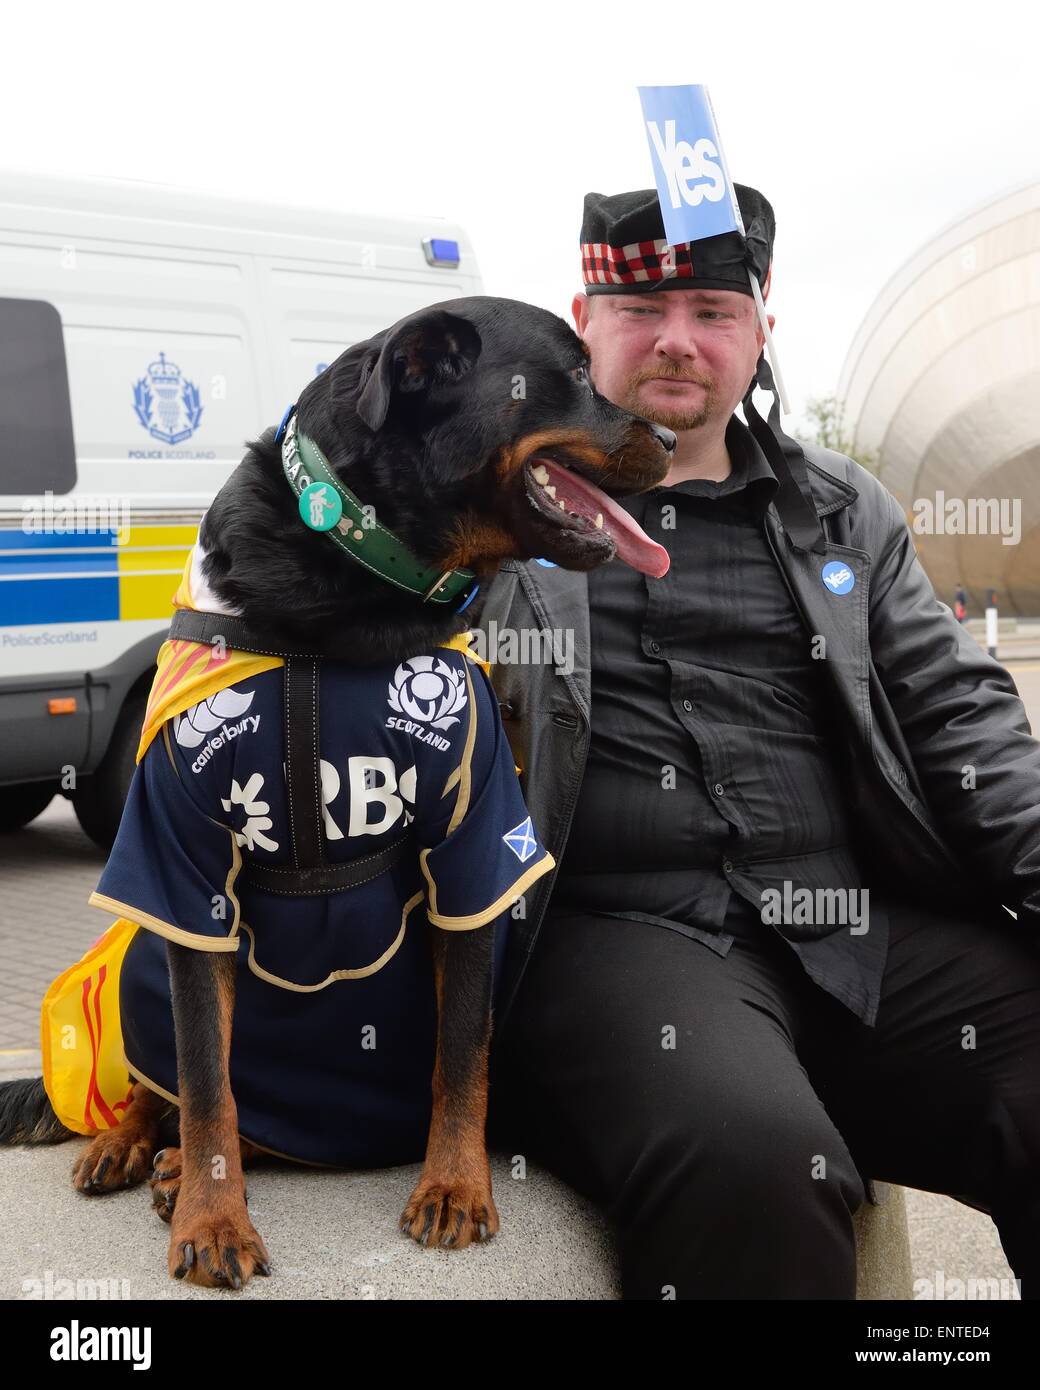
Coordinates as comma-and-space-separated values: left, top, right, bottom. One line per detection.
0, 1130, 910, 1299
854, 1182, 914, 1300
1, 1139, 619, 1300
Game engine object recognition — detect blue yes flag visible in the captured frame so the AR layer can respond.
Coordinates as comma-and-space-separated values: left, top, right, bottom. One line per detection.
636, 85, 742, 249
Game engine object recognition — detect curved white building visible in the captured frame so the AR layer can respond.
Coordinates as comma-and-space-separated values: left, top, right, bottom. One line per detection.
838, 182, 1040, 616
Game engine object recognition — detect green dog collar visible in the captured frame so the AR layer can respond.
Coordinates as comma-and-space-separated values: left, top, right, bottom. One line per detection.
280, 410, 478, 607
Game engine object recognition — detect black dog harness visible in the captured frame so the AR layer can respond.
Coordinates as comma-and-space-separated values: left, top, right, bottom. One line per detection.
168, 607, 410, 896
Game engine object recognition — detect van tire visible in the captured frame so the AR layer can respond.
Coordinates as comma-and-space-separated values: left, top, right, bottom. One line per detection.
0, 780, 58, 832
72, 694, 146, 851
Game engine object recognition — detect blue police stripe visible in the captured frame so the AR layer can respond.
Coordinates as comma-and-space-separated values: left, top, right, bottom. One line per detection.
0, 528, 122, 625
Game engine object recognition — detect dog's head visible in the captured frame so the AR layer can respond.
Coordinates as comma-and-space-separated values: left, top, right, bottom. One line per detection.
294, 296, 675, 579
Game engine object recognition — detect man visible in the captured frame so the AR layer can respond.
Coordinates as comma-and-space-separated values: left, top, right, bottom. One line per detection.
955, 581, 969, 622
474, 185, 1040, 1300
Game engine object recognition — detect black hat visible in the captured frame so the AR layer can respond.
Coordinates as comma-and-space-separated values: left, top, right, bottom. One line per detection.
580, 183, 774, 298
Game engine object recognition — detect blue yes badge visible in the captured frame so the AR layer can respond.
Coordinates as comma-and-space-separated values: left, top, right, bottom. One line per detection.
821, 560, 855, 595
299, 481, 343, 531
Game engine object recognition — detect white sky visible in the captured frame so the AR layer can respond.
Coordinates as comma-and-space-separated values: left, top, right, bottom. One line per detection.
3, 0, 1037, 433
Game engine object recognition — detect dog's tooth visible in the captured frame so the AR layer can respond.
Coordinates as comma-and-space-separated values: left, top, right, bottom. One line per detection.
595, 513, 603, 528
558, 500, 565, 510
544, 484, 556, 498
532, 463, 549, 484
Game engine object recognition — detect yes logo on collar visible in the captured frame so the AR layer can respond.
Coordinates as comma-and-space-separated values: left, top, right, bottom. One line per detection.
821, 561, 855, 595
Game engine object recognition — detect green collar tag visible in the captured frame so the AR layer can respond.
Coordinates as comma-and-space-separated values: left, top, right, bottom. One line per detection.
299, 481, 343, 531
280, 412, 477, 606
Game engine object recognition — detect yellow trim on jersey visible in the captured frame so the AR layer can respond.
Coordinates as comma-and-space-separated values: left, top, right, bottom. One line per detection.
235, 890, 426, 991
447, 661, 478, 833
420, 847, 556, 931
87, 892, 241, 952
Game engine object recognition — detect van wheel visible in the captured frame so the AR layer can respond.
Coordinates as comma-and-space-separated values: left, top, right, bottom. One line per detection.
72, 694, 147, 851
0, 780, 58, 832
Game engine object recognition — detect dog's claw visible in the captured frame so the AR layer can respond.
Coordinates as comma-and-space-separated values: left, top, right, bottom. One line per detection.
173, 1242, 195, 1279
419, 1203, 437, 1246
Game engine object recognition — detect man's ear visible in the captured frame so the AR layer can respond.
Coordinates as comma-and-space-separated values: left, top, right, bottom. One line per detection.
356, 308, 482, 432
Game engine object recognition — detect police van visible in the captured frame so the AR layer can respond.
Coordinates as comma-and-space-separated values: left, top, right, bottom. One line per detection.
0, 171, 483, 846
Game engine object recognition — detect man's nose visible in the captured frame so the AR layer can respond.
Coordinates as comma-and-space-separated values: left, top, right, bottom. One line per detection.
647, 422, 677, 453
655, 324, 701, 362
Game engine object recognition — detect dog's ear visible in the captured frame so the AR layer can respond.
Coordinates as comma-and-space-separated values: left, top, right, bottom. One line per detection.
356, 309, 482, 432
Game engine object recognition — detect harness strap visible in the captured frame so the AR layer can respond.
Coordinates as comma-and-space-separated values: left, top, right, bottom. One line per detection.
285, 657, 324, 870
169, 607, 361, 661
239, 835, 411, 895
167, 608, 413, 895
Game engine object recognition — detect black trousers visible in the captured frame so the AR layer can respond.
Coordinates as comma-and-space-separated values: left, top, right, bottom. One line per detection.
486, 894, 1040, 1300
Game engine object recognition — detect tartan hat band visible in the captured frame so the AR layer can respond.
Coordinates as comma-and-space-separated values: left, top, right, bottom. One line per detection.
581, 235, 772, 300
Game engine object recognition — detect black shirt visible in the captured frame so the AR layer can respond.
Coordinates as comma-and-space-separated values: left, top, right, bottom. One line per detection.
553, 416, 888, 1026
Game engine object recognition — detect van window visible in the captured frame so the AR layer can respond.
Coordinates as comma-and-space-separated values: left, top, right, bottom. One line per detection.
0, 298, 77, 494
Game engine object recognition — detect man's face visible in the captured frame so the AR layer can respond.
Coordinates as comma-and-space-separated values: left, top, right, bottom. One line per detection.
571, 287, 768, 432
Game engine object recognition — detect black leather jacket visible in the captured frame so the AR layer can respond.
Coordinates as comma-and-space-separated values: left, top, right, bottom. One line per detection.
469, 432, 1040, 1030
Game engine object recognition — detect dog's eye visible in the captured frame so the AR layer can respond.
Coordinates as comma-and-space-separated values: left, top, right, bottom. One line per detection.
573, 366, 593, 390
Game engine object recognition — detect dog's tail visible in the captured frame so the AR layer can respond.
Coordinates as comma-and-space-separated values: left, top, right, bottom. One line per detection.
0, 1077, 77, 1145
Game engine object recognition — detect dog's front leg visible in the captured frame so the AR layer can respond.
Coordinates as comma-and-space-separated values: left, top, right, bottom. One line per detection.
166, 942, 270, 1288
400, 922, 499, 1249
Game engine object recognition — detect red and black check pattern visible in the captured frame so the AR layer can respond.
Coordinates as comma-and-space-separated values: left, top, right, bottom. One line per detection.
581, 237, 695, 286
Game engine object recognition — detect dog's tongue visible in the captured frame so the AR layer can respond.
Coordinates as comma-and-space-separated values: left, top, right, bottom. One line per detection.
537, 457, 670, 578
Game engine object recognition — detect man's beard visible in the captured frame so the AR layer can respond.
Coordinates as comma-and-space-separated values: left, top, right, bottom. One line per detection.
616, 365, 720, 431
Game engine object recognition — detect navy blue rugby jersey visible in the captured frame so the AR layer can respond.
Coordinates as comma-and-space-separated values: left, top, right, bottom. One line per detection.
88, 646, 554, 1167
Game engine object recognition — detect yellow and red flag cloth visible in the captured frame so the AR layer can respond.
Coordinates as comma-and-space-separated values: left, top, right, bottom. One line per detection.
40, 919, 138, 1135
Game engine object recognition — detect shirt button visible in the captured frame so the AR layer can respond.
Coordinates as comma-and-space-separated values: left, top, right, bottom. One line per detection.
682, 699, 693, 712
650, 640, 661, 654
713, 782, 725, 797
723, 860, 734, 873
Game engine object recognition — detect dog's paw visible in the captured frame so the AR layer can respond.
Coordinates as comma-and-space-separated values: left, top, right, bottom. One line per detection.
400, 1177, 500, 1250
149, 1147, 182, 1223
72, 1128, 156, 1195
149, 1147, 252, 1223
168, 1206, 271, 1289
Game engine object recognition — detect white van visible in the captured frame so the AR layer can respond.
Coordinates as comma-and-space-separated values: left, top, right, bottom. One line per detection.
0, 171, 484, 845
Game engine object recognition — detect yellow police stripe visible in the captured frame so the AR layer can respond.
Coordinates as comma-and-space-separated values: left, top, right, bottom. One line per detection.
117, 525, 199, 620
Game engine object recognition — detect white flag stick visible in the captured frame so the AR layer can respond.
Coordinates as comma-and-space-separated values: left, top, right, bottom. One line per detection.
701, 87, 792, 416
748, 268, 791, 416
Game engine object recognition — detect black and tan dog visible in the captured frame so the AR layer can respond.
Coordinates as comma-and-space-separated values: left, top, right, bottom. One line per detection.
0, 296, 674, 1288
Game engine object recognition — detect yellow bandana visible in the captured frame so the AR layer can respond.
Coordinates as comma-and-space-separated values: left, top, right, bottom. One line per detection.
136, 548, 492, 764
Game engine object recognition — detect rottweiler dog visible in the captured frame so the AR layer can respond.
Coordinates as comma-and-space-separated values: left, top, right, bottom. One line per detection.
0, 296, 674, 1289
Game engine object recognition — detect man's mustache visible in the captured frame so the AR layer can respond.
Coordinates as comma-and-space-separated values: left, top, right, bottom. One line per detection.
631, 367, 714, 388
